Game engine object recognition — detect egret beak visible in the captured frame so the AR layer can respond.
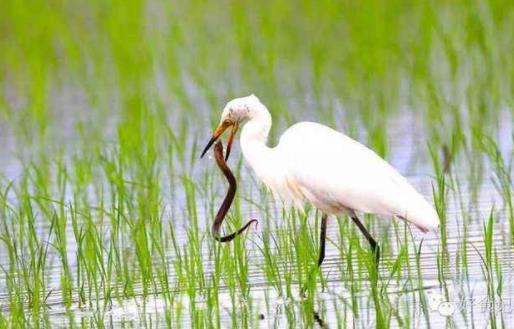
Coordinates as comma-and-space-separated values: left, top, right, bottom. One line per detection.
224, 122, 239, 161
200, 120, 236, 159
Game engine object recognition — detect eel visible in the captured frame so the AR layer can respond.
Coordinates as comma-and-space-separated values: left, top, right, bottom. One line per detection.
211, 141, 257, 242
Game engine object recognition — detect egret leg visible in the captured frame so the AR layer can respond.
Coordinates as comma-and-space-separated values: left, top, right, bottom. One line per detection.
301, 214, 329, 297
351, 216, 380, 265
317, 214, 328, 267
310, 220, 330, 329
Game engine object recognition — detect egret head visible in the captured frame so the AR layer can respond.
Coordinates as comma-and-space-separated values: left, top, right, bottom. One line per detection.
200, 94, 264, 160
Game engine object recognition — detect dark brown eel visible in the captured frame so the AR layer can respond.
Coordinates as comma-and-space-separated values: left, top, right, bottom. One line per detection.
212, 141, 257, 242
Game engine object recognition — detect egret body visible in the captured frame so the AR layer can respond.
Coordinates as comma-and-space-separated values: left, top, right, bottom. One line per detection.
201, 94, 439, 265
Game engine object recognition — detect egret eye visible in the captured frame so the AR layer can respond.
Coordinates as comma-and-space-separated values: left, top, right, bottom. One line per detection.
223, 118, 235, 126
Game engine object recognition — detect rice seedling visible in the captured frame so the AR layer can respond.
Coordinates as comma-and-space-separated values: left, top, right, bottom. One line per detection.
0, 0, 513, 327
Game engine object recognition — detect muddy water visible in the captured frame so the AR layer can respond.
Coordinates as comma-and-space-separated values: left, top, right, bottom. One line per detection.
0, 107, 512, 328
27, 177, 514, 328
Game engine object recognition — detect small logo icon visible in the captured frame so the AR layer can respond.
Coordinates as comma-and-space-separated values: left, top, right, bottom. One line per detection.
426, 291, 455, 317
437, 301, 456, 316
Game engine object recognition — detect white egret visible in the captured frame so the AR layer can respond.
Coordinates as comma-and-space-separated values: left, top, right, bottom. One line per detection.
201, 94, 439, 265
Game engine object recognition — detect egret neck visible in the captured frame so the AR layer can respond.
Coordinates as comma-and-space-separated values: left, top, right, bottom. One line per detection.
239, 106, 276, 188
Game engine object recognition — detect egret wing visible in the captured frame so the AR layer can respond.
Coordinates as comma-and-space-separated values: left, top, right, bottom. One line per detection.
277, 122, 439, 231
